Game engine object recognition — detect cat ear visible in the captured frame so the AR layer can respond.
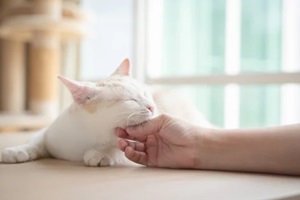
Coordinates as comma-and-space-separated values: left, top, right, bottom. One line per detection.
58, 75, 94, 105
111, 58, 130, 76
58, 75, 81, 93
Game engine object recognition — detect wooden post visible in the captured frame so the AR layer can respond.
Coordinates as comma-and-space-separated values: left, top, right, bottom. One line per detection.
0, 0, 3, 109
0, 40, 25, 112
0, 0, 85, 131
28, 0, 61, 117
0, 0, 25, 113
28, 32, 60, 116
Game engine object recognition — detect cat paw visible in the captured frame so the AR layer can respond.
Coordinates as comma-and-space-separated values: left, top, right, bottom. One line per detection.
83, 149, 110, 167
1, 146, 37, 163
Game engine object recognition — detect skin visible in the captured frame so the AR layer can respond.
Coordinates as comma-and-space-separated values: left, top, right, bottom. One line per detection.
116, 114, 300, 175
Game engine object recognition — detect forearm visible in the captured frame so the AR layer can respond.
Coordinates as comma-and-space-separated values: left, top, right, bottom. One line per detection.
196, 124, 300, 175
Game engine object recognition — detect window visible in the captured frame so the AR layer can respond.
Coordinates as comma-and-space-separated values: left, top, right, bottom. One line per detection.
135, 0, 300, 128
80, 0, 134, 80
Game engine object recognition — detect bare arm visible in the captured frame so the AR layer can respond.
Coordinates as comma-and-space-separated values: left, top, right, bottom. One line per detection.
197, 124, 300, 175
116, 114, 300, 175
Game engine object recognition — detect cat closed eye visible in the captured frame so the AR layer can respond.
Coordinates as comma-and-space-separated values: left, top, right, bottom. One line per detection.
129, 99, 138, 102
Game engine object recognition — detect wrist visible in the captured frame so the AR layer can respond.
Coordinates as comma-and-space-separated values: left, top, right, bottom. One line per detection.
193, 126, 216, 169
194, 127, 237, 170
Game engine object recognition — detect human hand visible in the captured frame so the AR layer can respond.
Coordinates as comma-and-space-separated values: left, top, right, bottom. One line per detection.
115, 114, 200, 168
118, 115, 300, 174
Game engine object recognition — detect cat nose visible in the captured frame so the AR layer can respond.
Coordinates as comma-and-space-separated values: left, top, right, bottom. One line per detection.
147, 105, 154, 113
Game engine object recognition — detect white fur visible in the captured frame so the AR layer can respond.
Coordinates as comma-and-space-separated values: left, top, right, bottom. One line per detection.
2, 74, 155, 166
2, 60, 212, 166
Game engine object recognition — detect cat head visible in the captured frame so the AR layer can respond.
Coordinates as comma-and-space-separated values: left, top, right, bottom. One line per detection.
58, 59, 155, 127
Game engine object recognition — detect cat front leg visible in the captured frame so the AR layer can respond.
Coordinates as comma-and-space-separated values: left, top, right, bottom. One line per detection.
2, 131, 49, 163
83, 149, 110, 167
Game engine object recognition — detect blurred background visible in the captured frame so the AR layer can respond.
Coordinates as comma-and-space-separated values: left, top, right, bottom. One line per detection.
0, 0, 299, 132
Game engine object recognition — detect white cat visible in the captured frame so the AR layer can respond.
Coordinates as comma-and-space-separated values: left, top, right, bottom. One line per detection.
1, 59, 211, 166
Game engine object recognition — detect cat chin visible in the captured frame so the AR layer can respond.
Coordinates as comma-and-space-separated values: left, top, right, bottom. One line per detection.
130, 118, 152, 127
122, 117, 152, 128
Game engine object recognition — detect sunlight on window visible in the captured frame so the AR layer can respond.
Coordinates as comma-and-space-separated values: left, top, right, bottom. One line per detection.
144, 0, 300, 128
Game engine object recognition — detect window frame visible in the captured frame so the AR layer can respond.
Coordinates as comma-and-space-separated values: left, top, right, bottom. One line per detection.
133, 0, 300, 128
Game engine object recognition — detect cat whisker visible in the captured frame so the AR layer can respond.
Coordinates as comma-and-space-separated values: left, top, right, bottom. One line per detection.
125, 112, 138, 127
125, 111, 152, 127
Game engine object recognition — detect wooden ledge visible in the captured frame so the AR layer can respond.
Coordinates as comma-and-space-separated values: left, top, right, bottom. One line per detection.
0, 112, 52, 132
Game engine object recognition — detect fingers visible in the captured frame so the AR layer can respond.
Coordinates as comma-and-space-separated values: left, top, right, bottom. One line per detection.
125, 114, 170, 141
115, 128, 137, 141
124, 146, 148, 166
117, 139, 148, 166
117, 139, 145, 152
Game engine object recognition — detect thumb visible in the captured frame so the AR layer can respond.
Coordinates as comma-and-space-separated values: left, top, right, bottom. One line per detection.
126, 114, 169, 139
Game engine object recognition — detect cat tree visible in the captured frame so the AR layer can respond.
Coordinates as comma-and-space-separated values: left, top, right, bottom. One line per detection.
0, 0, 86, 131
